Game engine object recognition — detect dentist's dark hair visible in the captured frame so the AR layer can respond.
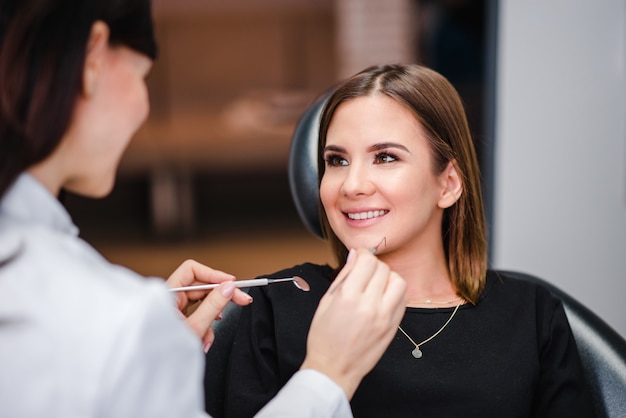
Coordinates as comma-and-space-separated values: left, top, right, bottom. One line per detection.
0, 0, 157, 199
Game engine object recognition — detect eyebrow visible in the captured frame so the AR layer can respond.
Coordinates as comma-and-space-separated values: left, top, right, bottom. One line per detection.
369, 142, 411, 153
323, 145, 345, 154
323, 142, 411, 154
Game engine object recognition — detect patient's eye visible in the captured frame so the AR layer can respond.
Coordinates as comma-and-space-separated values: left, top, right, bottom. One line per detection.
374, 152, 398, 164
324, 153, 348, 167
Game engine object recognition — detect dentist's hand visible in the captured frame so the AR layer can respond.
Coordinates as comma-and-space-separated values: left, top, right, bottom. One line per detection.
166, 259, 252, 352
300, 248, 407, 399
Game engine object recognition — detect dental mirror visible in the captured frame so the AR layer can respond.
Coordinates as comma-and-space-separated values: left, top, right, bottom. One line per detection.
169, 276, 310, 292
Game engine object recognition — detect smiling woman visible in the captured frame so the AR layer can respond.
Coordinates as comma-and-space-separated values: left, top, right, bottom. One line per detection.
212, 64, 594, 418
317, 65, 486, 305
320, 94, 463, 292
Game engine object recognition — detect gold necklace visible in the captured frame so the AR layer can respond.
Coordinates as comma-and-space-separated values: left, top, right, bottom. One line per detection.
407, 296, 463, 305
398, 301, 462, 359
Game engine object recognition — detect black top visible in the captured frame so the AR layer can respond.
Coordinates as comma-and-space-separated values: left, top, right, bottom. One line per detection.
219, 264, 594, 418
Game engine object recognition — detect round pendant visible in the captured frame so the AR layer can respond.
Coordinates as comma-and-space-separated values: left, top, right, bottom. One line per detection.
412, 347, 423, 359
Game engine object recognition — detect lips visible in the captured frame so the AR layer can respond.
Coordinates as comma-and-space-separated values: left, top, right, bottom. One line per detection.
345, 210, 389, 220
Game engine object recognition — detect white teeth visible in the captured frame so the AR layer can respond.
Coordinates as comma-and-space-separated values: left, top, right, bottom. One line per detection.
347, 210, 388, 220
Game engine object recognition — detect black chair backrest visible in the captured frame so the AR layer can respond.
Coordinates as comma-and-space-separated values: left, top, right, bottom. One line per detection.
287, 94, 328, 239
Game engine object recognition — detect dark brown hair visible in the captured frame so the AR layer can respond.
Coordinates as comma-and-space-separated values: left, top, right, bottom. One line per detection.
0, 0, 157, 198
318, 64, 488, 303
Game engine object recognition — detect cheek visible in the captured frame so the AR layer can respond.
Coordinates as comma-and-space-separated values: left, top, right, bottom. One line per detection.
114, 69, 149, 121
132, 85, 150, 126
319, 175, 337, 212
111, 84, 148, 157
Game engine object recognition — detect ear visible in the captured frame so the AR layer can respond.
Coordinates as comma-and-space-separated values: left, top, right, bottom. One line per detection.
437, 160, 463, 209
82, 21, 110, 98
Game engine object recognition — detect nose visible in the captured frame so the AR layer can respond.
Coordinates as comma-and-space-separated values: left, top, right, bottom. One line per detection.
340, 162, 375, 197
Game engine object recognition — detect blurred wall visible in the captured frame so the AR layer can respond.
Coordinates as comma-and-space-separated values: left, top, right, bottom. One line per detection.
114, 1, 337, 237
493, 0, 626, 336
334, 0, 416, 78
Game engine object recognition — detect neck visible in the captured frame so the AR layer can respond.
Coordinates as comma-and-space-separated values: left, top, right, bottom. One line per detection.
378, 243, 457, 305
28, 162, 63, 197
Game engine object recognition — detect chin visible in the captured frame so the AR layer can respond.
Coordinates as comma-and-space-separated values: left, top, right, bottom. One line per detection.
341, 236, 387, 252
65, 178, 115, 199
91, 182, 116, 198
90, 188, 114, 199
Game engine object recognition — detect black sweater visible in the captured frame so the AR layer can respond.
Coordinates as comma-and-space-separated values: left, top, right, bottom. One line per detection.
220, 265, 593, 417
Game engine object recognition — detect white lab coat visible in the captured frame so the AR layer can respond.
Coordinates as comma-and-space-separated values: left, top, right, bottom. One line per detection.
0, 173, 351, 418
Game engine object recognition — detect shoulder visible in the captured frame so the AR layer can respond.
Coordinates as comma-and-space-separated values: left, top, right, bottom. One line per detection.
480, 270, 568, 334
483, 270, 561, 306
0, 223, 197, 406
260, 262, 334, 281
260, 262, 334, 296
0, 221, 177, 341
245, 263, 333, 313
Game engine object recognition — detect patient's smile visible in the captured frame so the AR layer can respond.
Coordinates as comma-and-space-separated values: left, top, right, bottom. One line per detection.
346, 210, 389, 220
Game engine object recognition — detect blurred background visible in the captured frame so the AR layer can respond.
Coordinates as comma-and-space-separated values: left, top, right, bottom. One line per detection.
63, 0, 626, 337
64, 0, 489, 280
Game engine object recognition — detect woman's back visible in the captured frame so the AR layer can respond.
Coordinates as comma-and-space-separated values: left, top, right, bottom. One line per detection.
0, 174, 205, 417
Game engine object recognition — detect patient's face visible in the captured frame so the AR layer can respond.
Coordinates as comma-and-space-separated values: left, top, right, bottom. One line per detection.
320, 95, 447, 256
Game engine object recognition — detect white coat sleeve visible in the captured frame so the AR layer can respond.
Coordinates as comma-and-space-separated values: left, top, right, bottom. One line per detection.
96, 284, 208, 418
254, 369, 353, 418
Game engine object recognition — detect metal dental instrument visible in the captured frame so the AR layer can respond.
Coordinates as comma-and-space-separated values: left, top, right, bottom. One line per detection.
168, 276, 310, 292
370, 237, 387, 255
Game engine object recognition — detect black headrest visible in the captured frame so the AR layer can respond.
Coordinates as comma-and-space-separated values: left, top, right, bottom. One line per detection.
287, 95, 328, 239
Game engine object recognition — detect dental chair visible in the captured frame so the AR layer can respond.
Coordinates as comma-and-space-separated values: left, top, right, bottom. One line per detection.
204, 95, 626, 418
